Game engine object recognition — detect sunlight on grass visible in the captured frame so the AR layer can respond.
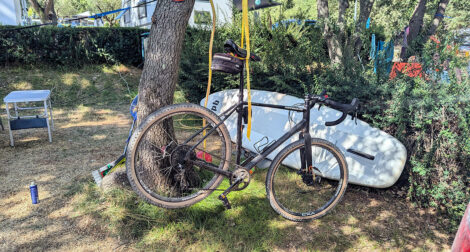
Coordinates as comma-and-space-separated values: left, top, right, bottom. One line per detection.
91, 134, 107, 140
12, 81, 32, 90
80, 79, 91, 88
101, 65, 115, 74
62, 73, 79, 86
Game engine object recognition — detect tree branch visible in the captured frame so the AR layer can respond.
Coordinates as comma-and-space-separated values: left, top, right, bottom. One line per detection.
28, 0, 46, 22
338, 0, 349, 33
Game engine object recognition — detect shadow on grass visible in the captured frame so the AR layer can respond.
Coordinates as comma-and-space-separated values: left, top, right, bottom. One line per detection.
68, 171, 452, 251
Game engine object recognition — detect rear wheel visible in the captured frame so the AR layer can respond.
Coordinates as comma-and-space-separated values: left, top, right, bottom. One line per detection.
126, 104, 232, 208
266, 138, 348, 221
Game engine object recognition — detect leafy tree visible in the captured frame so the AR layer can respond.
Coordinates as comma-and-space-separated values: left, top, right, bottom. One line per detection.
55, 0, 121, 26
55, 0, 89, 16
28, 0, 58, 23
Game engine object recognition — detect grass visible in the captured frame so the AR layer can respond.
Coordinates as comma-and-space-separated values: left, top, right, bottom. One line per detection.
0, 65, 453, 251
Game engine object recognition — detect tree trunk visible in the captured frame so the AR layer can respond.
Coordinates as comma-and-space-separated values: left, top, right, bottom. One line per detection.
406, 0, 427, 48
353, 0, 375, 55
136, 0, 195, 193
426, 0, 450, 38
138, 1, 195, 121
337, 0, 349, 34
317, 0, 343, 65
29, 0, 57, 24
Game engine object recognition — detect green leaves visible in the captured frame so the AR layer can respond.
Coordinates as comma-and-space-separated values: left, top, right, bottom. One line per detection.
0, 26, 146, 66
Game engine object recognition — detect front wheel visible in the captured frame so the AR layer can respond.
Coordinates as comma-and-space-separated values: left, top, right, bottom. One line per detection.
266, 138, 348, 221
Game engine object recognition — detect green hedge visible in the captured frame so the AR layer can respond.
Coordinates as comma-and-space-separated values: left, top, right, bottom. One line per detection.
0, 26, 147, 66
180, 23, 330, 103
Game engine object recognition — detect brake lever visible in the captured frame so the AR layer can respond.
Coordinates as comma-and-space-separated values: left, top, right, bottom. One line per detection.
352, 111, 358, 125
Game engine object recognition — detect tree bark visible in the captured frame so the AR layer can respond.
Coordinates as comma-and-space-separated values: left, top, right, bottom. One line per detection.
353, 0, 375, 55
406, 0, 427, 48
317, 0, 343, 65
136, 0, 195, 193
338, 0, 349, 34
29, 0, 57, 24
426, 0, 450, 38
138, 1, 195, 122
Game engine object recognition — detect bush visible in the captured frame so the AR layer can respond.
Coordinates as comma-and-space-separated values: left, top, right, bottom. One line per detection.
179, 20, 329, 103
375, 49, 470, 228
179, 18, 469, 229
0, 26, 147, 66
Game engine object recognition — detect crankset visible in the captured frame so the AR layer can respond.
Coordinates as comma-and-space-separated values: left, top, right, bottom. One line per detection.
230, 168, 251, 191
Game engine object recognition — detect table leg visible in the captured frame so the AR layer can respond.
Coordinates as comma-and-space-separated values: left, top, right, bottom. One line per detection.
48, 98, 54, 130
5, 103, 14, 146
14, 102, 18, 118
44, 100, 52, 142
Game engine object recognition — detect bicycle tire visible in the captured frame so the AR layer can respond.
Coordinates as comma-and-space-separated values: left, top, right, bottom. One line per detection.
266, 138, 348, 221
126, 103, 232, 208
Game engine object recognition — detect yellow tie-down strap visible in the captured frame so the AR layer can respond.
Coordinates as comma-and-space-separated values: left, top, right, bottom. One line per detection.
241, 0, 252, 139
204, 0, 252, 141
202, 0, 217, 154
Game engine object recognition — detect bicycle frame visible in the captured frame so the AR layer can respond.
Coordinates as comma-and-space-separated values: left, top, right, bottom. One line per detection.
186, 62, 316, 177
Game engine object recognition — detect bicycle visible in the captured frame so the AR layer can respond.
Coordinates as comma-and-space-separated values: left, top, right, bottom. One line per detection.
126, 39, 360, 222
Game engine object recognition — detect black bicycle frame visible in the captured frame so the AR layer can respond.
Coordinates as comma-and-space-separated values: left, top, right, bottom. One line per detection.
187, 61, 316, 177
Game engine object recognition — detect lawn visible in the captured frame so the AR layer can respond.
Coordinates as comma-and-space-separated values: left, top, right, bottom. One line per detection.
0, 65, 453, 251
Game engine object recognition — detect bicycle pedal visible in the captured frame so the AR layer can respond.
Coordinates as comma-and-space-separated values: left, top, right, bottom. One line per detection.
218, 195, 232, 209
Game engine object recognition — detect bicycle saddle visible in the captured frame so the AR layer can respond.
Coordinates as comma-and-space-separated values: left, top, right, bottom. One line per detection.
224, 39, 261, 62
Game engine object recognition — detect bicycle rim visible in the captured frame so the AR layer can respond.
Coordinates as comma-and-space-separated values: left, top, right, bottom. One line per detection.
131, 109, 229, 204
269, 140, 348, 220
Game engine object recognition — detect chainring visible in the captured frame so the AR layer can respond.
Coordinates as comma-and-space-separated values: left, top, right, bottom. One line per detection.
231, 168, 251, 191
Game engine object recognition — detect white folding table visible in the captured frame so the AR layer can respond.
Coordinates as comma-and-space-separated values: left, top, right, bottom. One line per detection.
3, 90, 54, 146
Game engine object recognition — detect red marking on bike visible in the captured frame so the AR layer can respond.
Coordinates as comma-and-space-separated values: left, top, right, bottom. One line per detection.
196, 151, 212, 162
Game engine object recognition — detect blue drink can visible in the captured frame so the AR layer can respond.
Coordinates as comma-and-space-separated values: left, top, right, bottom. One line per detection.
30, 182, 39, 204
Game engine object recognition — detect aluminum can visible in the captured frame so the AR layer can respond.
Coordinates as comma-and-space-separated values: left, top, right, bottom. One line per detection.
30, 182, 39, 204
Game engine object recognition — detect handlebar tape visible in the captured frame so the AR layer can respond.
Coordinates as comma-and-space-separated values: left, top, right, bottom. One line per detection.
324, 98, 359, 126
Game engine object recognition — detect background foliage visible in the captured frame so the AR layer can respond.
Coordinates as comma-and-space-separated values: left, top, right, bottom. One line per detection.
179, 10, 469, 228
0, 26, 145, 66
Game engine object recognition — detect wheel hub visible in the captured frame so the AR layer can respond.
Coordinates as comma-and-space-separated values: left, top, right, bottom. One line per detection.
170, 144, 196, 168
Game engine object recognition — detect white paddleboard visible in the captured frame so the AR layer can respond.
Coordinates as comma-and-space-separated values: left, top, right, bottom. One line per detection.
201, 89, 407, 188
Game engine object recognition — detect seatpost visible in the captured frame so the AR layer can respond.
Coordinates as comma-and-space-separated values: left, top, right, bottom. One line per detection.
303, 95, 313, 169
236, 61, 245, 165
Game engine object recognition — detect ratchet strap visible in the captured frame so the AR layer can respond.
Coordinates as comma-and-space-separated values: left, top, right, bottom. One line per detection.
204, 0, 252, 140
240, 0, 252, 139
202, 0, 217, 155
